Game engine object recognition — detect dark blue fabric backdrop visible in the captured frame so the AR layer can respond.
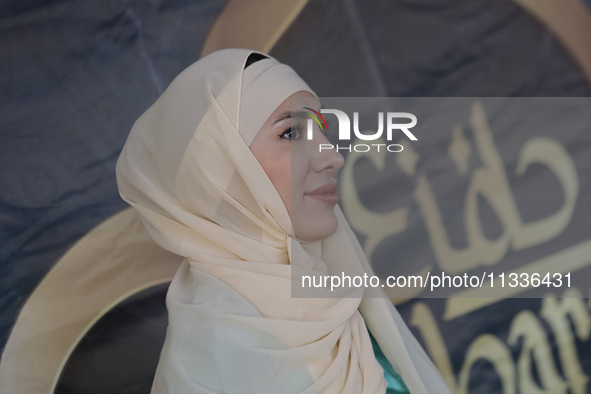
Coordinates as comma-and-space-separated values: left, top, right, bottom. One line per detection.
0, 0, 226, 350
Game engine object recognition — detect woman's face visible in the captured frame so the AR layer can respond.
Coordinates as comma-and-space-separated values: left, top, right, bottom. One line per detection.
250, 91, 345, 242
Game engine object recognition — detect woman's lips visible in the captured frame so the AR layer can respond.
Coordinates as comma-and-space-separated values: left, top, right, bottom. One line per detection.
305, 182, 339, 204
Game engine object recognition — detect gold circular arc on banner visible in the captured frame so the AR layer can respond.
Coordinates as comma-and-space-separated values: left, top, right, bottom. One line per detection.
511, 0, 591, 86
0, 209, 182, 393
201, 0, 309, 57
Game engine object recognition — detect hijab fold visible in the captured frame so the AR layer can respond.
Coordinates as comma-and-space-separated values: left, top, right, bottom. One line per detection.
116, 48, 450, 394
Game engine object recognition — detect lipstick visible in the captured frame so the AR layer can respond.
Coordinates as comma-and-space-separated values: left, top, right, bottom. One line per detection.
305, 182, 339, 204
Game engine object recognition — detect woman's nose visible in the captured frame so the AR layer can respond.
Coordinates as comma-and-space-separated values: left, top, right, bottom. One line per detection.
310, 131, 345, 174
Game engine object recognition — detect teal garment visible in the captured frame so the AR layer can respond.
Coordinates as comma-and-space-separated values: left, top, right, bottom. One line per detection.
368, 329, 411, 394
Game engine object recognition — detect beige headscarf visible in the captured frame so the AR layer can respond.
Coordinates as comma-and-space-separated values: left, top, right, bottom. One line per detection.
116, 49, 450, 394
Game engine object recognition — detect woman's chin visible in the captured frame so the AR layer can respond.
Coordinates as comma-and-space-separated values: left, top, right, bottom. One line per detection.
293, 212, 338, 242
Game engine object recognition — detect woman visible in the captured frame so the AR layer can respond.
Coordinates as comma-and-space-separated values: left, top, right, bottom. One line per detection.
116, 49, 450, 393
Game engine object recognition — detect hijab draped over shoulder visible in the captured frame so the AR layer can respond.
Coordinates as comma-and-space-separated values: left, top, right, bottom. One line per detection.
116, 49, 450, 394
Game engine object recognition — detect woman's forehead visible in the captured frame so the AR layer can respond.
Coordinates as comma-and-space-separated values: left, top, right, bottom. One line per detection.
276, 91, 319, 115
261, 91, 319, 128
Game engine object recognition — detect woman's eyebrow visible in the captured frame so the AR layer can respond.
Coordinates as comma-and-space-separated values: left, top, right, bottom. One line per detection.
273, 110, 306, 125
273, 111, 292, 125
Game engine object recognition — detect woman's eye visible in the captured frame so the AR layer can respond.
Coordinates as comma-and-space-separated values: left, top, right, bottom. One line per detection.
280, 126, 302, 140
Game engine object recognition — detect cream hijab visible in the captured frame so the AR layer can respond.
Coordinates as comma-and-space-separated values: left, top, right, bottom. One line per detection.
116, 49, 450, 394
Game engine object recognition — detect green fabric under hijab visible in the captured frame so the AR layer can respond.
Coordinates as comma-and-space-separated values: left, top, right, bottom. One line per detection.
368, 329, 410, 393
